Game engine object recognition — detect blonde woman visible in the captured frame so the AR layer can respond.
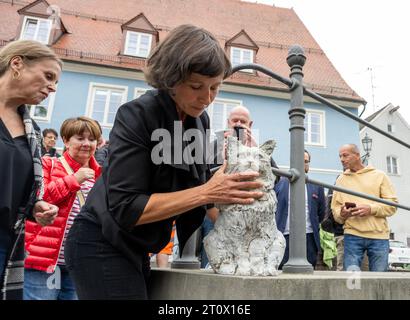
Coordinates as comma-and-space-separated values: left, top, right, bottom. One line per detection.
0, 40, 61, 299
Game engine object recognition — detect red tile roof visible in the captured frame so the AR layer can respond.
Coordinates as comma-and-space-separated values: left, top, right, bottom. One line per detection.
0, 0, 364, 103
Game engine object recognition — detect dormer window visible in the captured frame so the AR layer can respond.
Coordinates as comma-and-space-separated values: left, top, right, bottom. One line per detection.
20, 16, 52, 44
121, 13, 158, 59
231, 47, 254, 72
226, 30, 259, 74
17, 0, 67, 46
124, 31, 152, 58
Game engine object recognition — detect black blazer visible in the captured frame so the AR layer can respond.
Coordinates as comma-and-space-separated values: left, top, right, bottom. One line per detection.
274, 177, 326, 251
82, 90, 210, 266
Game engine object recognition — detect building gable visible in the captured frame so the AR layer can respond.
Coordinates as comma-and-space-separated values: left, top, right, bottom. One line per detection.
226, 29, 259, 52
361, 103, 410, 133
121, 13, 157, 36
18, 0, 51, 19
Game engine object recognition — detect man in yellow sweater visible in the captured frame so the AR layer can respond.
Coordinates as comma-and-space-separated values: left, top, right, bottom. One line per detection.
331, 144, 397, 271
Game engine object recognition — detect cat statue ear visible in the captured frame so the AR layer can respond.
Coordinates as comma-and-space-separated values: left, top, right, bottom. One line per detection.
260, 139, 276, 157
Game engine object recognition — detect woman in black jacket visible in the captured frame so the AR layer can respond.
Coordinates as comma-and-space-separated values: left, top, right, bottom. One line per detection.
65, 24, 264, 299
0, 40, 60, 299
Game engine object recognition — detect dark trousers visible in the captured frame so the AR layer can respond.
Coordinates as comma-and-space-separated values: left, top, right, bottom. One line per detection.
65, 218, 150, 300
279, 233, 318, 269
0, 230, 11, 290
0, 243, 8, 289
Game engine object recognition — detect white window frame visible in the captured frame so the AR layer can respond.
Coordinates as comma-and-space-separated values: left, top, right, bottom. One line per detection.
28, 92, 56, 122
230, 47, 254, 73
304, 109, 326, 147
387, 123, 395, 133
20, 16, 52, 44
206, 98, 243, 139
124, 31, 152, 58
85, 83, 128, 128
134, 87, 148, 99
386, 155, 399, 175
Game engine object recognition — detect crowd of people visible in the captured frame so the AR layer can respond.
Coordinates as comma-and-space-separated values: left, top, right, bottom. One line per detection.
0, 23, 398, 300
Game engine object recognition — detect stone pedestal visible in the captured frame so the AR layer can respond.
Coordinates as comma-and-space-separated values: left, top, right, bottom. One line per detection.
148, 268, 410, 300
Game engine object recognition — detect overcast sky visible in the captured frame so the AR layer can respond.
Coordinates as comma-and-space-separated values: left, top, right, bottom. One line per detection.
243, 0, 410, 123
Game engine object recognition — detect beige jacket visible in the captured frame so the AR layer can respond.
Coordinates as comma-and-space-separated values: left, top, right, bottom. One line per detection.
331, 166, 397, 239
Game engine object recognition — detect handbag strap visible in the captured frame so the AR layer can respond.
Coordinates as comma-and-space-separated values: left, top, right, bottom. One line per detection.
59, 157, 86, 207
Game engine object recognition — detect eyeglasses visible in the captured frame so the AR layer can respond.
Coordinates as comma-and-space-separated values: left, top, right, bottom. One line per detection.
304, 160, 310, 164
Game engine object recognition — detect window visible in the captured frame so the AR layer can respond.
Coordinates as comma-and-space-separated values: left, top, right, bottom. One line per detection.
387, 124, 394, 133
87, 84, 128, 127
304, 110, 325, 146
124, 31, 152, 58
230, 47, 254, 73
134, 87, 147, 99
20, 16, 52, 44
386, 156, 399, 175
27, 92, 56, 122
206, 99, 242, 139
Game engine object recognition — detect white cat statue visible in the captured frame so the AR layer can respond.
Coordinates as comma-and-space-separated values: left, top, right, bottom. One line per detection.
204, 137, 285, 276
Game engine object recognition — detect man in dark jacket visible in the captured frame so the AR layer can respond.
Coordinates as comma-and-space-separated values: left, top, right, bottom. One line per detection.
274, 150, 326, 269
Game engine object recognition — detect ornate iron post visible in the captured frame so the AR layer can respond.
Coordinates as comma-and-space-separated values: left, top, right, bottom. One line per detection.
282, 45, 314, 274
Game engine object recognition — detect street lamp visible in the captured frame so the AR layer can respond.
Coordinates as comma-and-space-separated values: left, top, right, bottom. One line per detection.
361, 133, 373, 165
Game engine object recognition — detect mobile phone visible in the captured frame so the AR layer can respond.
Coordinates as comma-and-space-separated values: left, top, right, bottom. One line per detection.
345, 202, 356, 209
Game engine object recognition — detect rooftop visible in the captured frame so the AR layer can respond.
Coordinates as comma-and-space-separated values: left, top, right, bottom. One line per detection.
0, 0, 364, 103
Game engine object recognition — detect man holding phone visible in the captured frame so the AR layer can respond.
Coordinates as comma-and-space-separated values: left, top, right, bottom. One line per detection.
331, 144, 397, 272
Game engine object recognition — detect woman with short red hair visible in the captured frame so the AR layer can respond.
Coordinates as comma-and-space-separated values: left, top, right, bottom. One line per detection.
24, 116, 101, 300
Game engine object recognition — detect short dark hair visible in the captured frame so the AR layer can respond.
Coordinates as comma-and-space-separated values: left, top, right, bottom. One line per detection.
304, 149, 311, 161
42, 128, 58, 138
144, 24, 231, 90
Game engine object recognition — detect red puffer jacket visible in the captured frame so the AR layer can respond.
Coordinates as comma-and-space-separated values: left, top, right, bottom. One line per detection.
24, 151, 101, 272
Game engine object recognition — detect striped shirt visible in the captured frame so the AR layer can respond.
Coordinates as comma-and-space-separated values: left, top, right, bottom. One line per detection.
58, 178, 95, 265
